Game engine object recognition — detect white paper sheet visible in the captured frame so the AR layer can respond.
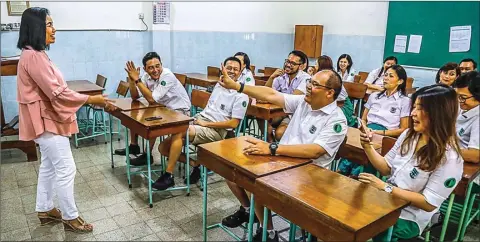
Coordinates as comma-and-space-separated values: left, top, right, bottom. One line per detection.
394, 35, 407, 53
407, 35, 423, 53
449, 26, 471, 52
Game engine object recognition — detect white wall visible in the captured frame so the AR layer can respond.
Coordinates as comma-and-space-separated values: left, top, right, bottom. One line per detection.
1, 1, 152, 30
168, 2, 388, 36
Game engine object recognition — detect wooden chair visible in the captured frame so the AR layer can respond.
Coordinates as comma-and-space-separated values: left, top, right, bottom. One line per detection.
95, 74, 108, 88
406, 77, 414, 89
116, 80, 129, 97
249, 65, 256, 74
174, 73, 187, 88
358, 71, 369, 83
1, 98, 38, 161
264, 67, 278, 77
207, 66, 220, 77
381, 136, 396, 156
82, 74, 108, 147
353, 74, 361, 83
343, 82, 368, 117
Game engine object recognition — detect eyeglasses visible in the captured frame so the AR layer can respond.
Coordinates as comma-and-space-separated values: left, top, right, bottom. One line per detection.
458, 95, 474, 103
284, 59, 302, 66
306, 79, 332, 90
225, 66, 240, 72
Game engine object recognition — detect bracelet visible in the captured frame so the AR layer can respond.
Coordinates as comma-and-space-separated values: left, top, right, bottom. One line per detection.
237, 82, 245, 93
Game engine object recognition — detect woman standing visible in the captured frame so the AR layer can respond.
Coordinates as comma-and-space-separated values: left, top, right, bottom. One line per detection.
336, 54, 356, 82
358, 84, 463, 241
16, 7, 115, 233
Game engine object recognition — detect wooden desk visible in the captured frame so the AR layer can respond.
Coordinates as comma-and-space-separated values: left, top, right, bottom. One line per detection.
67, 80, 104, 96
337, 127, 383, 166
246, 102, 286, 121
253, 73, 270, 81
1, 57, 19, 76
185, 73, 220, 88
455, 163, 480, 197
255, 164, 409, 241
197, 137, 311, 241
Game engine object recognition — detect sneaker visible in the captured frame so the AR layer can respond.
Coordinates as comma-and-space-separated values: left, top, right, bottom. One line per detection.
114, 144, 141, 156
250, 228, 278, 242
222, 206, 251, 228
129, 153, 154, 166
152, 173, 175, 190
184, 166, 201, 184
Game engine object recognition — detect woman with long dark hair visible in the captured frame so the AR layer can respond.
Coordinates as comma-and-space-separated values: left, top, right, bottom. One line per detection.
16, 7, 115, 233
364, 56, 398, 91
234, 52, 255, 86
358, 84, 463, 241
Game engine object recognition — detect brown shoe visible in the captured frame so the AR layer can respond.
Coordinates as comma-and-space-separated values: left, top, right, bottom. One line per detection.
63, 217, 93, 233
37, 208, 62, 225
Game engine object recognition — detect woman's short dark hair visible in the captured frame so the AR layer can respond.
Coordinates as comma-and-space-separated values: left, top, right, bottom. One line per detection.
377, 64, 407, 98
142, 52, 162, 66
453, 71, 480, 102
337, 54, 353, 74
234, 52, 251, 72
435, 62, 461, 83
17, 7, 50, 51
316, 55, 334, 71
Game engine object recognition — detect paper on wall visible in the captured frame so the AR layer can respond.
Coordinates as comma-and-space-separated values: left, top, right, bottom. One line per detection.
394, 35, 407, 53
407, 35, 422, 53
449, 26, 471, 52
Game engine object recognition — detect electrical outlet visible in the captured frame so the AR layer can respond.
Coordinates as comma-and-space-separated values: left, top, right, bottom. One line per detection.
138, 13, 144, 20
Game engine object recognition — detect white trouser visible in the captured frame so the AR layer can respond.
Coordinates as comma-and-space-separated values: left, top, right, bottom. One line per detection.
34, 132, 78, 220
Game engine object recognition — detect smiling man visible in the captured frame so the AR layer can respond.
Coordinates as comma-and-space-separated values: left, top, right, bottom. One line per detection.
114, 52, 191, 166
219, 68, 347, 241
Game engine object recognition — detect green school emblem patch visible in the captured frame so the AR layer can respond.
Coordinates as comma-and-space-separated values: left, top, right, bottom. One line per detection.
444, 178, 456, 188
333, 123, 342, 133
459, 128, 465, 136
246, 77, 251, 82
409, 168, 419, 179
161, 80, 166, 86
242, 101, 247, 107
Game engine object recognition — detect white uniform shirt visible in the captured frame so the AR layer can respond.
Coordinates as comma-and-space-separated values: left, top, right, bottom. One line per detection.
280, 94, 347, 168
456, 105, 480, 184
364, 67, 385, 87
337, 68, 356, 83
200, 83, 249, 123
272, 70, 310, 94
139, 68, 191, 112
385, 130, 463, 233
238, 68, 255, 86
364, 91, 411, 130
296, 79, 349, 102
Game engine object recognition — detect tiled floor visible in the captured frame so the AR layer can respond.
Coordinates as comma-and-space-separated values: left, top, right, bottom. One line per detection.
1, 136, 479, 241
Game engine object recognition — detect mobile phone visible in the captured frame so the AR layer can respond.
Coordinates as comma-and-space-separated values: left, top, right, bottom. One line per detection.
145, 116, 162, 121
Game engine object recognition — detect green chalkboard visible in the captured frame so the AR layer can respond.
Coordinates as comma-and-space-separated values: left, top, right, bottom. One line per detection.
384, 1, 479, 68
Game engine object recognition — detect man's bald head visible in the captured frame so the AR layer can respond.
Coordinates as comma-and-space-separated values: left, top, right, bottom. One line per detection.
313, 69, 343, 100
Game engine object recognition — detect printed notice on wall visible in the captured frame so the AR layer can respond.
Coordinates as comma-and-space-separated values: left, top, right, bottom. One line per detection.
153, 2, 170, 24
394, 35, 407, 53
407, 35, 422, 53
449, 26, 471, 52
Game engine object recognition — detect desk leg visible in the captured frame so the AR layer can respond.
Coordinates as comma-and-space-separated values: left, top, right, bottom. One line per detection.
263, 121, 267, 142
307, 232, 312, 242
202, 166, 208, 242
440, 193, 455, 241
459, 183, 475, 241
125, 128, 132, 188
146, 139, 153, 208
385, 226, 393, 241
289, 223, 297, 242
248, 195, 256, 242
262, 207, 269, 242
109, 114, 114, 169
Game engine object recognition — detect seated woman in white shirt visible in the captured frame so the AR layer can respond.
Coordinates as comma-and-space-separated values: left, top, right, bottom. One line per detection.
358, 84, 463, 242
435, 62, 461, 87
234, 52, 255, 86
336, 54, 356, 82
338, 65, 411, 177
364, 56, 398, 91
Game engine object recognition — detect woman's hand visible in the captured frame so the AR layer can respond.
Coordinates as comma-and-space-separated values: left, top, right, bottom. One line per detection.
358, 173, 386, 190
86, 94, 115, 108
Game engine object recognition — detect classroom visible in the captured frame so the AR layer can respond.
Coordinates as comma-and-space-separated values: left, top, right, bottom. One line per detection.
1, 1, 479, 241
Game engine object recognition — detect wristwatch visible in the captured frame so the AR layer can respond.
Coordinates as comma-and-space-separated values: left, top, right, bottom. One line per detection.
269, 142, 278, 156
384, 183, 394, 193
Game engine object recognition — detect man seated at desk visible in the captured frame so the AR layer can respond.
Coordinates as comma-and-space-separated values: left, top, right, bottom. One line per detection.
219, 69, 348, 241
114, 52, 191, 166
261, 50, 310, 142
153, 57, 249, 190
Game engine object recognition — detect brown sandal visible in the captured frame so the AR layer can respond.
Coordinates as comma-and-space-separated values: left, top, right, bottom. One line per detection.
62, 217, 93, 233
37, 208, 62, 225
